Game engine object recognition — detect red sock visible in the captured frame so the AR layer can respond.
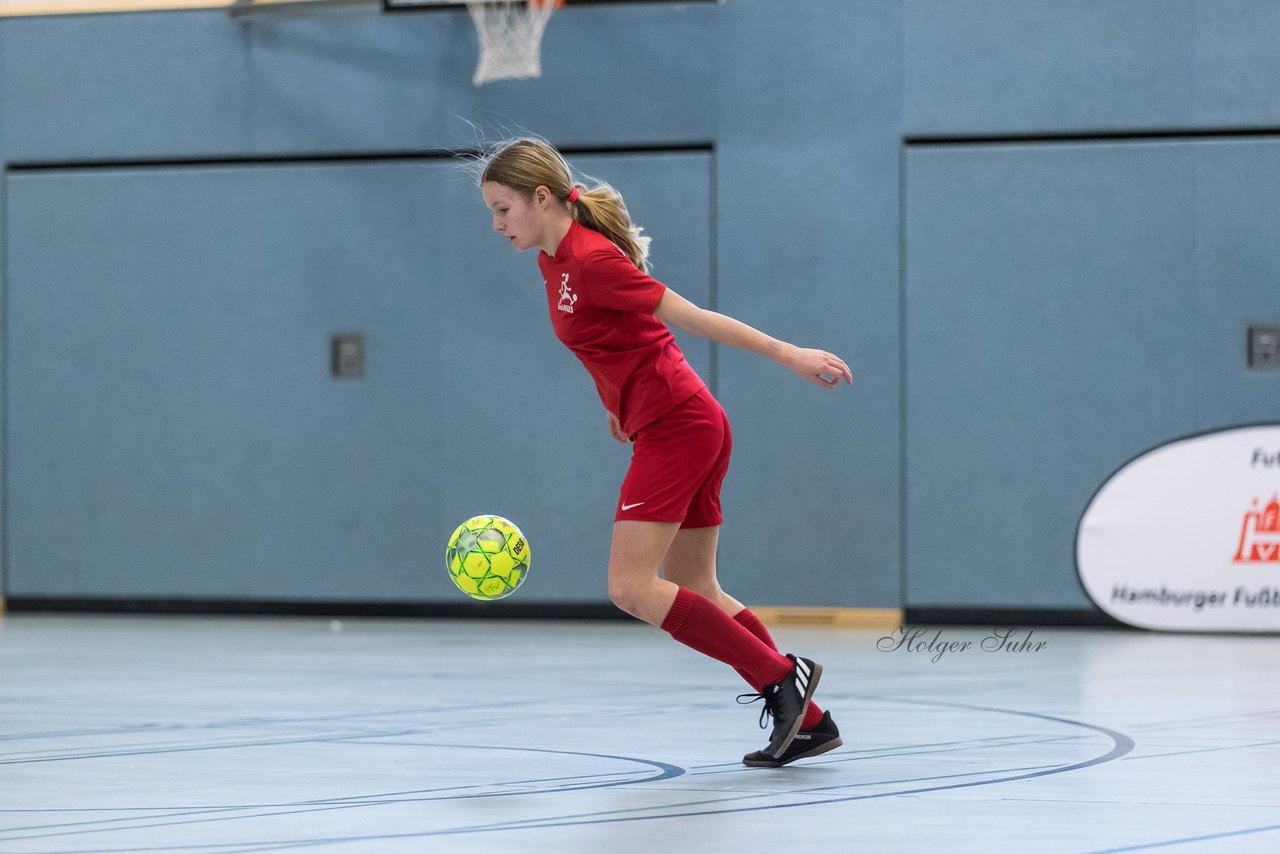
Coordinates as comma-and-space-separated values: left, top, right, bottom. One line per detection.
733, 608, 825, 730
660, 588, 793, 688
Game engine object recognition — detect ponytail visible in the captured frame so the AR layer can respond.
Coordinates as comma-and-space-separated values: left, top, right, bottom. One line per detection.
568, 181, 652, 274
480, 138, 652, 273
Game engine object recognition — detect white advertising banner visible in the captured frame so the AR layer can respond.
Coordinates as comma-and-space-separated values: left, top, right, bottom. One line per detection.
1077, 424, 1280, 632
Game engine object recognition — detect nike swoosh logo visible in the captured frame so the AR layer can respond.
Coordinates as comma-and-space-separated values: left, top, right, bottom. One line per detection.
621, 501, 646, 511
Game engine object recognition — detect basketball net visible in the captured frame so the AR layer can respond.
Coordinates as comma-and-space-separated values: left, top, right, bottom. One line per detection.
467, 0, 560, 87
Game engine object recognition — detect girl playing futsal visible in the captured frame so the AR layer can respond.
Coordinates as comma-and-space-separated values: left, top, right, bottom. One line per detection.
479, 138, 852, 766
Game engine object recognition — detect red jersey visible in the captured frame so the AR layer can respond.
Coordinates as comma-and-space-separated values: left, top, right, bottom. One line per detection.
538, 220, 706, 437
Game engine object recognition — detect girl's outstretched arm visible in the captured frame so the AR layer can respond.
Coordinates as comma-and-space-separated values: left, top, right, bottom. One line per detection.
654, 289, 853, 389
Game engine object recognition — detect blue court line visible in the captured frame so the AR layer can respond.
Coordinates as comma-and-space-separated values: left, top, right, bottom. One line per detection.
15, 697, 1134, 852
209, 764, 1075, 854
1085, 822, 1280, 853
314, 700, 1133, 841
0, 729, 425, 766
0, 731, 1059, 833
412, 721, 1132, 839
1124, 710, 1280, 733
0, 801, 416, 851
0, 682, 680, 738
0, 696, 585, 747
0, 744, 685, 842
0, 763, 1083, 854
163, 747, 1130, 854
693, 729, 1106, 776
1119, 738, 1280, 761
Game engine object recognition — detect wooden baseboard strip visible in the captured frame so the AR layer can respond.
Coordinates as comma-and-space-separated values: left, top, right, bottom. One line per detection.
0, 1, 229, 16
751, 606, 902, 629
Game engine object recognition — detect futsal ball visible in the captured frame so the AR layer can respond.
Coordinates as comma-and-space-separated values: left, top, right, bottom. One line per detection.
445, 515, 531, 601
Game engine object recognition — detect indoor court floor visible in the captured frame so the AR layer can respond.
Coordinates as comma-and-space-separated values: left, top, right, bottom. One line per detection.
0, 613, 1276, 853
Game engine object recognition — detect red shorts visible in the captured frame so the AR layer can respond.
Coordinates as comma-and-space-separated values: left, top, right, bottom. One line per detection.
615, 387, 732, 528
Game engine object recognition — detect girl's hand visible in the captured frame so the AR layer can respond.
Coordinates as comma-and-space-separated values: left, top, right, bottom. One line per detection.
606, 411, 631, 443
785, 346, 854, 388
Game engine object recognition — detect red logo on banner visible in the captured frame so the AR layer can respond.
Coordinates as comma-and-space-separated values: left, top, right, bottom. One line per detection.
1234, 496, 1280, 563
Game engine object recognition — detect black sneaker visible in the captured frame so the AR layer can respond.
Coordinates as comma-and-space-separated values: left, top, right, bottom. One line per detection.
738, 654, 823, 760
742, 710, 842, 767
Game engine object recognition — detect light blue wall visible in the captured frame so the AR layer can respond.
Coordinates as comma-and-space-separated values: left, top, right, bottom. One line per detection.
1, 1, 1277, 613
903, 0, 1280, 134
900, 0, 1280, 613
5, 154, 711, 603
907, 142, 1195, 609
713, 1, 901, 608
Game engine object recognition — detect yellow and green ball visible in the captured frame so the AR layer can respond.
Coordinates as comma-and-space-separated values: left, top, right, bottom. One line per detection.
445, 515, 530, 601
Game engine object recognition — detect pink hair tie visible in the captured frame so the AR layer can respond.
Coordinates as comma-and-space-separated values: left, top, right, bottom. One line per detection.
567, 186, 580, 203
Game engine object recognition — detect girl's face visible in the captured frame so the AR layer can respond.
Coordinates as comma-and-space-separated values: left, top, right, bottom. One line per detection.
482, 182, 547, 253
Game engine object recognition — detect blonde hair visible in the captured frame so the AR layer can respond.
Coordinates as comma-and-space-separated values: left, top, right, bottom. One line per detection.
480, 138, 652, 273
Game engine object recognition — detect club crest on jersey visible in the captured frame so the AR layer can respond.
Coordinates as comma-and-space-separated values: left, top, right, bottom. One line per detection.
557, 273, 578, 314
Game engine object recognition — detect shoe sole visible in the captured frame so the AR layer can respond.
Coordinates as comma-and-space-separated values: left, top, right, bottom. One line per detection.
771, 659, 823, 759
744, 734, 844, 768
